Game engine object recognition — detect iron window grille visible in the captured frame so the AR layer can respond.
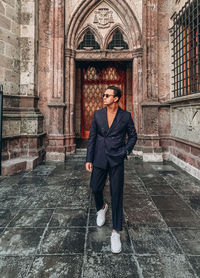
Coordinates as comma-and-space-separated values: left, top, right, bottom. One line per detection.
77, 30, 100, 50
107, 29, 129, 50
171, 0, 200, 97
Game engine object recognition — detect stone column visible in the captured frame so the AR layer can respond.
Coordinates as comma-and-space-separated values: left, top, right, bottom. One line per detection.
38, 0, 66, 161
141, 0, 162, 162
132, 56, 143, 156
64, 49, 76, 153
143, 0, 158, 100
19, 0, 45, 158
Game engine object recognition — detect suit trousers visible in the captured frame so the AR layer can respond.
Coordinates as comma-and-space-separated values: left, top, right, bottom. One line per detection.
90, 162, 124, 231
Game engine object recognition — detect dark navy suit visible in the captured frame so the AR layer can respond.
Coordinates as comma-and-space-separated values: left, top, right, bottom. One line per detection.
86, 106, 137, 231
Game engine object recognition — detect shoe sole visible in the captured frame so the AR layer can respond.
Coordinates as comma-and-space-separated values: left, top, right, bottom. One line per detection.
111, 247, 122, 254
96, 204, 108, 227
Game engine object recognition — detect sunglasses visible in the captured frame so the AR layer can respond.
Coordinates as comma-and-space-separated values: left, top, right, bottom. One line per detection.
102, 93, 115, 98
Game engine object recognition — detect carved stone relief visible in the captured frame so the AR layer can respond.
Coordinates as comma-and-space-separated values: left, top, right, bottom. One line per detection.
93, 8, 114, 29
77, 2, 124, 45
171, 105, 200, 144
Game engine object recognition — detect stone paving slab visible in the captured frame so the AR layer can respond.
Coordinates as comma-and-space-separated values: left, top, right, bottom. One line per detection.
136, 254, 195, 278
129, 227, 182, 256
82, 253, 139, 278
37, 227, 86, 255
0, 227, 44, 256
27, 255, 83, 278
0, 256, 34, 278
0, 157, 199, 277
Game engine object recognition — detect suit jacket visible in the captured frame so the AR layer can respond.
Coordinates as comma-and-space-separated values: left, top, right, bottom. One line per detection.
86, 106, 137, 169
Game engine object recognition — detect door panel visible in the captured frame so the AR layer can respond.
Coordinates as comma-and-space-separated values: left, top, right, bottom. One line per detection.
81, 62, 126, 139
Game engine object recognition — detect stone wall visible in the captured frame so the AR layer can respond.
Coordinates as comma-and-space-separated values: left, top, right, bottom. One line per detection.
168, 0, 200, 145
0, 0, 45, 175
164, 0, 200, 179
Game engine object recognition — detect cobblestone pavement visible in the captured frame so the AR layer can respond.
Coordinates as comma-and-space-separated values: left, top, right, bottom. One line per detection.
0, 154, 200, 278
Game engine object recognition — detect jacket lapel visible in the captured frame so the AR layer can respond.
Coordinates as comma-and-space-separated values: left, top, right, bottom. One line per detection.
101, 107, 109, 136
106, 106, 124, 136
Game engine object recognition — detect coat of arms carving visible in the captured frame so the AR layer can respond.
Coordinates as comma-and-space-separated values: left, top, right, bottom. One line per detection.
93, 8, 114, 28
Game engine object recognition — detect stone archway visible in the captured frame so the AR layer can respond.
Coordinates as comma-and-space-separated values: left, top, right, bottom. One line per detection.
65, 0, 143, 153
38, 0, 143, 160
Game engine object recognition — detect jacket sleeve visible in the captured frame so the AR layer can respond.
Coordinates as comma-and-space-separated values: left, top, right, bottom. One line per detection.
124, 113, 137, 154
86, 111, 97, 163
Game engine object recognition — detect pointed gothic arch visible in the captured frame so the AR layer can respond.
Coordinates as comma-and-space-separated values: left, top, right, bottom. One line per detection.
76, 25, 103, 50
66, 0, 142, 50
103, 24, 129, 50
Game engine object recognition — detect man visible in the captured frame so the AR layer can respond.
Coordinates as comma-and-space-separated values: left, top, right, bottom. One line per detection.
85, 85, 137, 253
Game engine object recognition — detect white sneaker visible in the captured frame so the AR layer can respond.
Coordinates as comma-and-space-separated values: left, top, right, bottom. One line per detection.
96, 203, 108, 226
111, 232, 122, 253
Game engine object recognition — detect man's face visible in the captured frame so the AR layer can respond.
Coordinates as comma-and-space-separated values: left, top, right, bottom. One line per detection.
103, 89, 118, 106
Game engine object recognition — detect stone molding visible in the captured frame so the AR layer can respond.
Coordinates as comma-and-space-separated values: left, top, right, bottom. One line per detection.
161, 134, 200, 180
141, 102, 170, 107
138, 134, 161, 140
48, 102, 65, 107
169, 153, 200, 181
74, 49, 143, 60
2, 132, 46, 140
166, 93, 200, 105
160, 135, 200, 150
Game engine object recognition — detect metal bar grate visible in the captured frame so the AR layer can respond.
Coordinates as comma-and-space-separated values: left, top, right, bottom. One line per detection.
107, 29, 129, 50
77, 30, 100, 50
171, 0, 200, 97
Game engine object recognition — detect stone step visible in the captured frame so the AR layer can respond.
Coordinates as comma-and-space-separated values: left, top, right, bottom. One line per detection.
75, 148, 87, 154
2, 156, 40, 176
68, 149, 136, 160
69, 155, 86, 158
67, 149, 86, 159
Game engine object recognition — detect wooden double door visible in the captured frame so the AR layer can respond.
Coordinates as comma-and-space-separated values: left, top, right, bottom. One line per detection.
80, 62, 126, 139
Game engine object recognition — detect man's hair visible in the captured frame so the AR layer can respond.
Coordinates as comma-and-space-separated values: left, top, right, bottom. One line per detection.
107, 86, 122, 102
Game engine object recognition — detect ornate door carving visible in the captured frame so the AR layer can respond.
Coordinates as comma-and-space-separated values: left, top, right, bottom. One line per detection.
81, 62, 126, 138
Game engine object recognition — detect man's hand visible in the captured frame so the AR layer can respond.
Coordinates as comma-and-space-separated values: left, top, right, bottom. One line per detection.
85, 162, 93, 172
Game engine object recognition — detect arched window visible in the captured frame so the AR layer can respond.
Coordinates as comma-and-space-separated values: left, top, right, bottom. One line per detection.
77, 30, 100, 50
107, 29, 129, 50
